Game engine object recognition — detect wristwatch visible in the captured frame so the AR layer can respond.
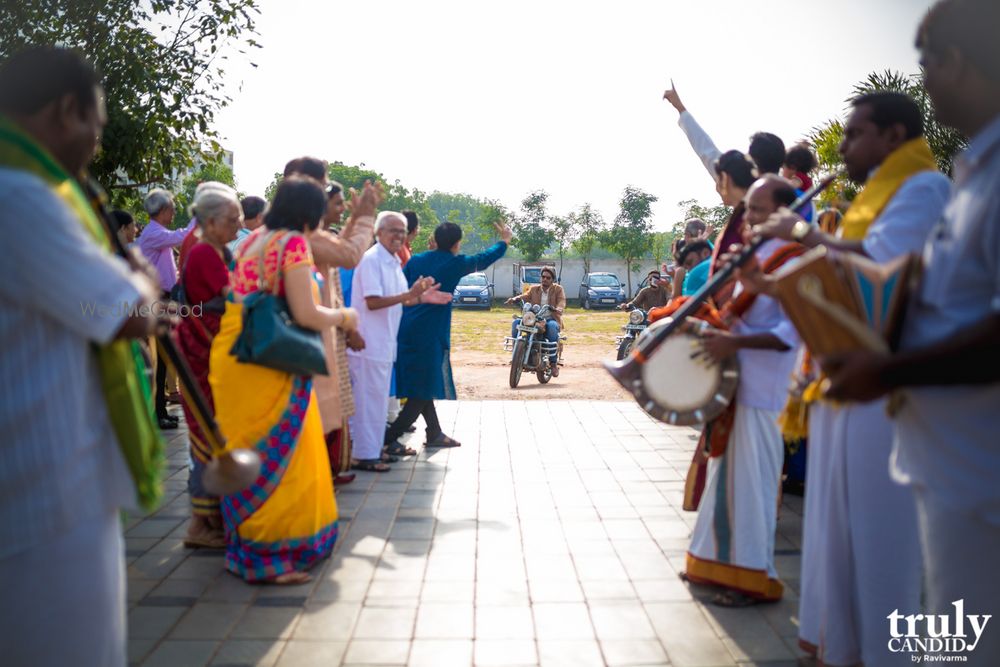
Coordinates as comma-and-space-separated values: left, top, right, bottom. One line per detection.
791, 219, 813, 242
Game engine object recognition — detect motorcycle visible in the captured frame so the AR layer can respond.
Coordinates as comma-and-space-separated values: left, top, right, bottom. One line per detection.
503, 303, 564, 388
615, 307, 648, 360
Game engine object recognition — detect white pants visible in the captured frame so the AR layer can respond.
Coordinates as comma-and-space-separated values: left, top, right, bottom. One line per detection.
916, 488, 1000, 666
0, 507, 126, 667
687, 405, 785, 598
817, 400, 922, 667
798, 401, 835, 650
347, 356, 392, 461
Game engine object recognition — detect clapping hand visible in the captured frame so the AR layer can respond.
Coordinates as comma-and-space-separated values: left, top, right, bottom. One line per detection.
408, 276, 437, 301
347, 180, 385, 219
420, 284, 454, 305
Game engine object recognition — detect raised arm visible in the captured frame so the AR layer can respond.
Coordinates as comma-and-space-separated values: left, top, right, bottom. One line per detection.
663, 80, 722, 179
140, 218, 196, 251
460, 220, 513, 274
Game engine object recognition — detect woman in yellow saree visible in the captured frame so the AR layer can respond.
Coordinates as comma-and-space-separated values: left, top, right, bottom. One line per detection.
209, 176, 357, 584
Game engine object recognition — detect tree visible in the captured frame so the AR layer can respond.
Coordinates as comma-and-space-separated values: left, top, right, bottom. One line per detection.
265, 161, 441, 250
0, 0, 262, 207
603, 186, 657, 295
569, 203, 605, 275
550, 215, 575, 281
512, 190, 555, 262
808, 69, 968, 206
173, 158, 238, 226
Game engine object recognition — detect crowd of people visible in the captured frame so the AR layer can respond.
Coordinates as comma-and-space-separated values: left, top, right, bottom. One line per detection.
642, 1, 999, 665
1, 0, 998, 665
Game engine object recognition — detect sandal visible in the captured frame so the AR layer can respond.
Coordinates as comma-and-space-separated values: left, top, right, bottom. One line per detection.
334, 472, 356, 486
425, 433, 461, 448
183, 531, 227, 549
352, 459, 391, 472
711, 590, 758, 607
385, 440, 417, 457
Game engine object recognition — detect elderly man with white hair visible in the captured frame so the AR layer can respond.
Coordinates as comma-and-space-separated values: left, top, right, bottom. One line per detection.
137, 187, 196, 428
347, 212, 446, 472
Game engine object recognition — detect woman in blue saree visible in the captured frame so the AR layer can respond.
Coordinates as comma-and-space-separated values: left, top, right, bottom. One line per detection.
385, 221, 512, 448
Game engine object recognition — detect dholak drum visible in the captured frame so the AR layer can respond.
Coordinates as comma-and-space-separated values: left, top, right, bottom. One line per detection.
635, 317, 739, 426
771, 246, 918, 360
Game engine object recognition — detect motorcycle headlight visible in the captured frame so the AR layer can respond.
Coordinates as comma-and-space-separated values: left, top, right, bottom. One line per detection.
629, 309, 644, 325
522, 311, 537, 327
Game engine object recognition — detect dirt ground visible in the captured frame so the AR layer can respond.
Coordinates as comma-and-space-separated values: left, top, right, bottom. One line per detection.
449, 306, 634, 400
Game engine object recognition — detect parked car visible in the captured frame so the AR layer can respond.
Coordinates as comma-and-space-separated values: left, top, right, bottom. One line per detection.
452, 272, 494, 309
578, 272, 626, 309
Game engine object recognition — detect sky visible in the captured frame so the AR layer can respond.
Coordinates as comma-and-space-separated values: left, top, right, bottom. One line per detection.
212, 0, 939, 231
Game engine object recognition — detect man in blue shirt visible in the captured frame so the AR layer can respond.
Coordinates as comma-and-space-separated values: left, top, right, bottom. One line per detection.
678, 240, 713, 296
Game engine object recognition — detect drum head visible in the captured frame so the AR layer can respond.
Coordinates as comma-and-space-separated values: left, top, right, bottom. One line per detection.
637, 319, 739, 426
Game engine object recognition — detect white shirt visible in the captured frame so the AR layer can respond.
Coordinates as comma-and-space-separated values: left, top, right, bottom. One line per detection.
540, 287, 550, 307
677, 110, 723, 180
348, 241, 408, 363
731, 239, 801, 412
892, 114, 1000, 521
0, 169, 139, 558
859, 170, 951, 263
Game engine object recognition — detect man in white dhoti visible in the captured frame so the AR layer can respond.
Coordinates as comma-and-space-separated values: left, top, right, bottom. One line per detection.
759, 91, 950, 665
347, 212, 437, 472
682, 174, 803, 606
827, 2, 1000, 663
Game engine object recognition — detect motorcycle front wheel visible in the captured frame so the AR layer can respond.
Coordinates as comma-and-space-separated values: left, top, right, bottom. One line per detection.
509, 339, 526, 388
616, 336, 635, 361
536, 363, 552, 384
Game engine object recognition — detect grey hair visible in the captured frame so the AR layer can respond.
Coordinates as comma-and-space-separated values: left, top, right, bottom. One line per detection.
190, 182, 239, 224
375, 211, 406, 233
143, 188, 175, 216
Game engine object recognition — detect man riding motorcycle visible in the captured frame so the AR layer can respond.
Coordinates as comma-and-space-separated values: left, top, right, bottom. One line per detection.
618, 269, 671, 311
505, 266, 565, 376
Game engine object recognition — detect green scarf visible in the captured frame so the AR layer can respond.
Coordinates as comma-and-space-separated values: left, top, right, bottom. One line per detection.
0, 115, 164, 511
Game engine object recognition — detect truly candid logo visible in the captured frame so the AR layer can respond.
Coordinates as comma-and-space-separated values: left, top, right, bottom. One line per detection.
888, 600, 991, 663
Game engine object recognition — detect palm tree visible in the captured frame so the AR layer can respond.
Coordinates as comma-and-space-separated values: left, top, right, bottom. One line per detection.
808, 69, 968, 206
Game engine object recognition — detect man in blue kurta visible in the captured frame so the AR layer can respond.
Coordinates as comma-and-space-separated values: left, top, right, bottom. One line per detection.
385, 220, 512, 449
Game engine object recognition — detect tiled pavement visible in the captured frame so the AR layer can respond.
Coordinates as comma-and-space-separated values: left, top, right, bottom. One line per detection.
126, 400, 809, 667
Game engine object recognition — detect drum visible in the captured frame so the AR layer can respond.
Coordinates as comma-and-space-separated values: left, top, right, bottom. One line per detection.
635, 317, 739, 426
771, 246, 918, 360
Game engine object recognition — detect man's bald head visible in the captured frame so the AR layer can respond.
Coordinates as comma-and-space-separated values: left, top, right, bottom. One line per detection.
744, 174, 797, 227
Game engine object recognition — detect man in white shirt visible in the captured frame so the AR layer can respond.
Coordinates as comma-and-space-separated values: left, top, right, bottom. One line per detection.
827, 1, 1000, 661
682, 176, 802, 606
758, 91, 951, 666
347, 212, 437, 472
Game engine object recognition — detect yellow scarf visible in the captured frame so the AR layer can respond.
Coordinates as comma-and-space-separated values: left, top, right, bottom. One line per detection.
0, 116, 165, 510
839, 137, 938, 241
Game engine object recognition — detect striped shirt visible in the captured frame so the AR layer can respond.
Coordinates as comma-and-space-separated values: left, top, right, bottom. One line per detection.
0, 168, 139, 558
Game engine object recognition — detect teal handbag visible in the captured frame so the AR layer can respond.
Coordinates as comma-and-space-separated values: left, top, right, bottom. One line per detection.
230, 232, 330, 376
